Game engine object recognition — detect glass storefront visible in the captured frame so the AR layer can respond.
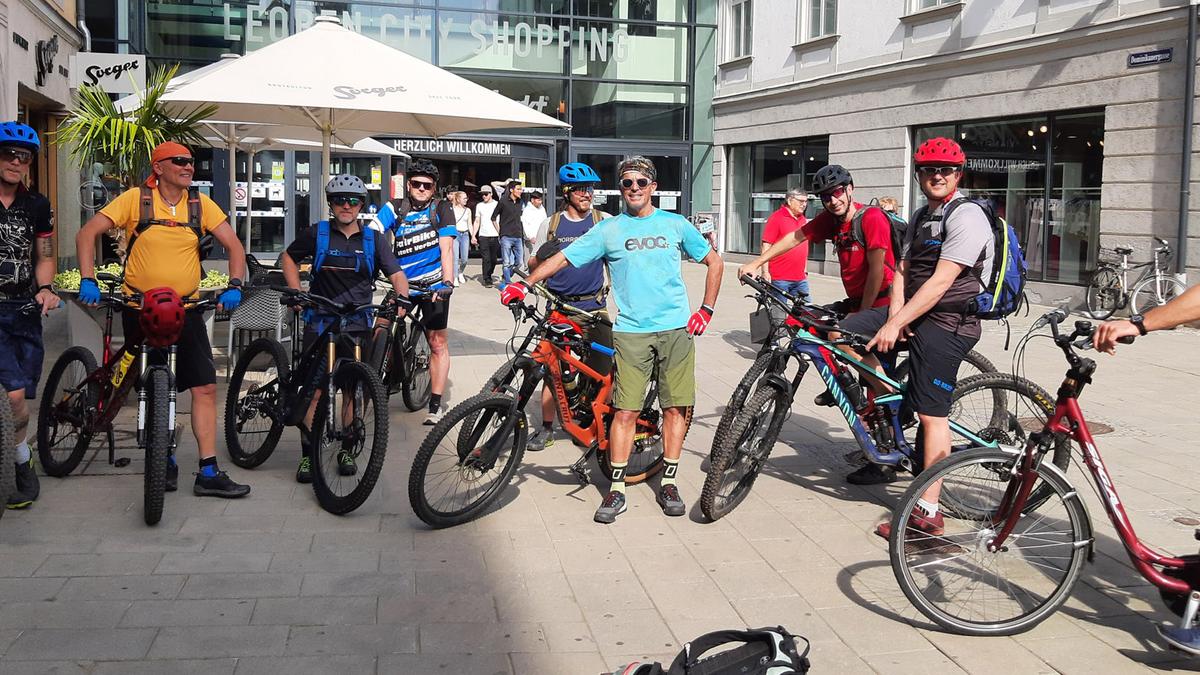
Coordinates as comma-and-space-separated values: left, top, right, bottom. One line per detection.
725, 137, 829, 254
913, 110, 1104, 284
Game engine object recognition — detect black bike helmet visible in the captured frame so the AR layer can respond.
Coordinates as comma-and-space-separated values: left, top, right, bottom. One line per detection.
811, 164, 853, 194
408, 159, 439, 183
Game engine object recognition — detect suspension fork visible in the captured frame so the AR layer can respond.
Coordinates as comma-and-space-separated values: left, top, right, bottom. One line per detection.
472, 362, 542, 471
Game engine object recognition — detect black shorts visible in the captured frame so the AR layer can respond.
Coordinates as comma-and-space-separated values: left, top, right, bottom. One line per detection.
418, 295, 450, 332
838, 306, 978, 417
121, 311, 216, 392
0, 309, 44, 398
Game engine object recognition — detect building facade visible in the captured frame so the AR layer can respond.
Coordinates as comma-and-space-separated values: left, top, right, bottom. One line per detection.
79, 0, 716, 257
713, 0, 1198, 296
1, 0, 83, 264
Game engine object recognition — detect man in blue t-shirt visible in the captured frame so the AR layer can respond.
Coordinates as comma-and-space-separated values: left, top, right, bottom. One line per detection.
369, 159, 458, 424
502, 156, 725, 524
523, 162, 613, 452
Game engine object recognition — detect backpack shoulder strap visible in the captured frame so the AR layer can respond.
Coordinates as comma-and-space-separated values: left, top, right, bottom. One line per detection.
187, 188, 204, 239
849, 205, 871, 249
388, 197, 410, 231
362, 225, 376, 277
547, 211, 563, 240
138, 186, 154, 228
313, 220, 331, 273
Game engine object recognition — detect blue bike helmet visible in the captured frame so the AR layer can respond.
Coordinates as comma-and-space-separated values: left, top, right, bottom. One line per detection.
558, 162, 601, 185
0, 122, 39, 151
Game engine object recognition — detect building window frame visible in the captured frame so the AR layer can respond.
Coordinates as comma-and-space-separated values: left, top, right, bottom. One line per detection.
801, 0, 837, 42
725, 0, 753, 61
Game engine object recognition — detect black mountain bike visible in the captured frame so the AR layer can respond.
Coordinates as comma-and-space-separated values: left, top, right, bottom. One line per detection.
367, 280, 451, 411
224, 288, 388, 514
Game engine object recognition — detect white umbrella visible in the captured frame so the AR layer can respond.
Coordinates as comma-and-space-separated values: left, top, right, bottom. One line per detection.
158, 16, 569, 201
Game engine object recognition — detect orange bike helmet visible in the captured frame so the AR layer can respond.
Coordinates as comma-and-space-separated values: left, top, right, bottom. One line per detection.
139, 287, 186, 347
913, 137, 966, 166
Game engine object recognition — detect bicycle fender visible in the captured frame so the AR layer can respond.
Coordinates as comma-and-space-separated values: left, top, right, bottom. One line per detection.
760, 373, 794, 399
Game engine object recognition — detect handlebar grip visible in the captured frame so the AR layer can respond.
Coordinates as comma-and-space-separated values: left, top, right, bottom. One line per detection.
589, 342, 615, 357
1117, 335, 1136, 345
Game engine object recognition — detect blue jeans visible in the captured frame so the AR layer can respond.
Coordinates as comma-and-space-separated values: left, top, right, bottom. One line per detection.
454, 231, 471, 278
500, 236, 524, 287
771, 279, 811, 302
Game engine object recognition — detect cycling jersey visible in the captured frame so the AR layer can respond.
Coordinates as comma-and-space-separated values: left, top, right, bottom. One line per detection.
0, 184, 52, 300
371, 199, 456, 284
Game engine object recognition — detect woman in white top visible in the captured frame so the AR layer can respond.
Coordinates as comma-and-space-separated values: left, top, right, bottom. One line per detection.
451, 191, 472, 284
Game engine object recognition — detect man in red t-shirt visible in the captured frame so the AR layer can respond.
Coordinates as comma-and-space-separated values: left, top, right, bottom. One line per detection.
760, 187, 810, 300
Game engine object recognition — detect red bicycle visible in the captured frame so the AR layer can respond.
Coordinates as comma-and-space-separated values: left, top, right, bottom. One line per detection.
887, 308, 1199, 637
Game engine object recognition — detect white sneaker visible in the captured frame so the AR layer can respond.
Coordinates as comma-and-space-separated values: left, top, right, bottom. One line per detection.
457, 273, 466, 285
423, 408, 444, 426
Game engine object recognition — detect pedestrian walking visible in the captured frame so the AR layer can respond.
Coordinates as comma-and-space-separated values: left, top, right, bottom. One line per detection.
451, 190, 472, 284
472, 185, 500, 287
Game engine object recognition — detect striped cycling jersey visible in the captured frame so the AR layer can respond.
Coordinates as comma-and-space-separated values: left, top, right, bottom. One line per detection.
371, 200, 457, 284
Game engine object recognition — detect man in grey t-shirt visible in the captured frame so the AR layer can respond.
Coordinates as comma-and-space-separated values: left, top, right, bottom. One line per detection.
839, 137, 994, 509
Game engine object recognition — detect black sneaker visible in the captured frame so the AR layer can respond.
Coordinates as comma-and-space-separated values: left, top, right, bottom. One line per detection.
814, 391, 835, 407
593, 490, 627, 524
14, 458, 39, 501
165, 462, 178, 492
5, 482, 33, 510
194, 471, 251, 499
526, 427, 554, 452
296, 456, 313, 484
656, 484, 686, 517
337, 451, 357, 476
846, 463, 897, 485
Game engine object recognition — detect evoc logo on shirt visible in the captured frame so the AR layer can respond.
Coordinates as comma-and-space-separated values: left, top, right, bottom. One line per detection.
624, 236, 670, 251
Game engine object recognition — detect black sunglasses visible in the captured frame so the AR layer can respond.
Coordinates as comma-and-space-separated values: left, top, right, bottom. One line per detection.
330, 196, 363, 207
620, 177, 651, 189
0, 147, 33, 165
409, 179, 435, 190
164, 156, 194, 167
916, 166, 961, 177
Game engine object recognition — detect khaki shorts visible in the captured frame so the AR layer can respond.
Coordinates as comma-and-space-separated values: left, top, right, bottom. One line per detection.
612, 328, 696, 411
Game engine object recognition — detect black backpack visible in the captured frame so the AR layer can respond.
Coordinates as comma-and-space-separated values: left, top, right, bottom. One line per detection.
609, 626, 811, 675
849, 199, 907, 268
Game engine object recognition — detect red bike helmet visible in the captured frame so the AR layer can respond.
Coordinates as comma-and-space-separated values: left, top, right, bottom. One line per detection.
914, 137, 966, 166
139, 287, 186, 347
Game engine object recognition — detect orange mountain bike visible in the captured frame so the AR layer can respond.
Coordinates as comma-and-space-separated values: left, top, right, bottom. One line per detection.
408, 279, 665, 528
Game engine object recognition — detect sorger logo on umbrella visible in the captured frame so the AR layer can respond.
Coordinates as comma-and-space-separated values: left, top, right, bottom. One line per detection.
332, 85, 408, 100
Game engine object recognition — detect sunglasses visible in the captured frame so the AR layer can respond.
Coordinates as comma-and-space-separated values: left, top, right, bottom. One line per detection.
409, 179, 435, 191
917, 166, 961, 177
0, 148, 33, 165
330, 196, 363, 207
620, 177, 651, 189
164, 156, 194, 167
818, 186, 847, 203
566, 185, 596, 194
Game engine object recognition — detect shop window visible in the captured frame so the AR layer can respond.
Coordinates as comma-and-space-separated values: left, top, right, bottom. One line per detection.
726, 0, 752, 60
571, 82, 687, 140
725, 137, 828, 255
804, 0, 837, 41
1046, 112, 1104, 284
910, 0, 957, 11
570, 21, 688, 83
439, 10, 566, 74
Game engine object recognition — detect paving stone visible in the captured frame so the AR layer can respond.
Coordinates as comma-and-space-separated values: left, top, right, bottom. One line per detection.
377, 593, 497, 624
5, 628, 156, 661
510, 652, 606, 674
923, 632, 1056, 675
0, 661, 93, 674
149, 625, 289, 659
1020, 634, 1158, 674
0, 600, 129, 629
300, 571, 413, 597
285, 624, 417, 656
310, 531, 411, 552
420, 621, 548, 653
233, 655, 376, 675
92, 658, 237, 674
0, 578, 67, 603
587, 608, 677, 655
251, 596, 377, 626
202, 532, 314, 553
94, 533, 208, 554
179, 574, 300, 599
267, 551, 379, 574
155, 552, 273, 575
0, 551, 50, 576
379, 653, 511, 675
56, 575, 184, 601
120, 599, 254, 627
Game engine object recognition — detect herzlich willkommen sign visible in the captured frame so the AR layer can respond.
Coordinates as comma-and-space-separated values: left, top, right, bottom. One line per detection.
69, 53, 147, 94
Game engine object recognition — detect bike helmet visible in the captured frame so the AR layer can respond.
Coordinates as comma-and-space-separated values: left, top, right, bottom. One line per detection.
914, 137, 966, 166
139, 287, 186, 348
558, 162, 601, 185
0, 122, 39, 151
811, 165, 853, 194
407, 159, 440, 183
325, 174, 368, 199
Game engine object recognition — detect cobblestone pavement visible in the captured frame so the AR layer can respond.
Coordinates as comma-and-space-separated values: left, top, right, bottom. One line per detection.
3, 262, 1200, 674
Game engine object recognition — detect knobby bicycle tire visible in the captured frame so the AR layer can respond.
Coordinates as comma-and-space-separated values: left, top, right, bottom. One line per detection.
0, 387, 14, 517
310, 361, 389, 515
701, 384, 792, 521
1085, 266, 1122, 320
37, 346, 99, 477
409, 392, 529, 528
595, 381, 667, 484
143, 369, 171, 526
224, 337, 290, 469
889, 447, 1088, 636
1130, 275, 1186, 316
401, 325, 433, 412
709, 348, 785, 464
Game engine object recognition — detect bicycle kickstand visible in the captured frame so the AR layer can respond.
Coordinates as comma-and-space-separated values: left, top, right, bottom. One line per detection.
107, 425, 131, 468
569, 447, 595, 486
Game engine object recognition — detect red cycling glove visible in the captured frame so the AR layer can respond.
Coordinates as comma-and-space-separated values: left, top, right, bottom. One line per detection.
500, 281, 528, 306
687, 304, 714, 336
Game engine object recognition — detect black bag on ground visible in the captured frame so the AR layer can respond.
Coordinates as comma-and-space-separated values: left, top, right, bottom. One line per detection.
608, 626, 810, 675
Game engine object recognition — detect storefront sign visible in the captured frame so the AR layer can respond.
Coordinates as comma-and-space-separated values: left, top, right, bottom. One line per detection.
966, 158, 1045, 173
35, 36, 59, 86
1128, 48, 1172, 67
70, 53, 147, 94
392, 139, 512, 157
12, 33, 29, 51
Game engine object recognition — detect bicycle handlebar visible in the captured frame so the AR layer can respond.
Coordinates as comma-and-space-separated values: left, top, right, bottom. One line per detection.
271, 285, 383, 317
511, 269, 612, 327
738, 274, 869, 346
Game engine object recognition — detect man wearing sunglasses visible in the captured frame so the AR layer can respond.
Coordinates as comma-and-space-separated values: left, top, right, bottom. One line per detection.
369, 158, 457, 424
282, 175, 408, 483
523, 162, 613, 452
502, 156, 724, 523
0, 122, 58, 509
78, 141, 251, 499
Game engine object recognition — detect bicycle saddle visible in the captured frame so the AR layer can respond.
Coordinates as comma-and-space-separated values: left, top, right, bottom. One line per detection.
1114, 247, 1133, 255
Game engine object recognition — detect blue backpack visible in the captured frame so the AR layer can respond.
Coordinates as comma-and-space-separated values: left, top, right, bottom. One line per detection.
921, 198, 1028, 320
312, 220, 376, 278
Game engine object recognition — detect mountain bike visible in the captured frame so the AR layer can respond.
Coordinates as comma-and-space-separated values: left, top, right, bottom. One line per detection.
1085, 237, 1184, 319
700, 274, 1064, 521
224, 287, 388, 514
37, 273, 215, 525
887, 309, 1200, 638
408, 277, 664, 529
367, 279, 451, 411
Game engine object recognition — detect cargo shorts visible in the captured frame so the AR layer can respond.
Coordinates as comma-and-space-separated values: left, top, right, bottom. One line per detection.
612, 328, 696, 411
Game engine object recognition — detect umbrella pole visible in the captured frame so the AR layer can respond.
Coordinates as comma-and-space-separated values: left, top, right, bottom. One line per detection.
321, 119, 332, 220
246, 148, 256, 254
227, 124, 240, 248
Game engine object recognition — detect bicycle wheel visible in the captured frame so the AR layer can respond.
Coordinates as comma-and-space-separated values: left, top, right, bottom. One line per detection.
700, 385, 791, 521
889, 447, 1088, 636
143, 369, 171, 526
596, 381, 667, 484
409, 393, 528, 528
0, 390, 13, 518
481, 358, 531, 396
37, 346, 99, 477
709, 348, 785, 463
224, 338, 289, 469
1085, 266, 1122, 320
401, 326, 433, 412
1130, 275, 1186, 316
310, 361, 389, 515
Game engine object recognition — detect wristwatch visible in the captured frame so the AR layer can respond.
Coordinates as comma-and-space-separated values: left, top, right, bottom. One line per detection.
1130, 313, 1148, 336
227, 278, 243, 289
37, 284, 53, 293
